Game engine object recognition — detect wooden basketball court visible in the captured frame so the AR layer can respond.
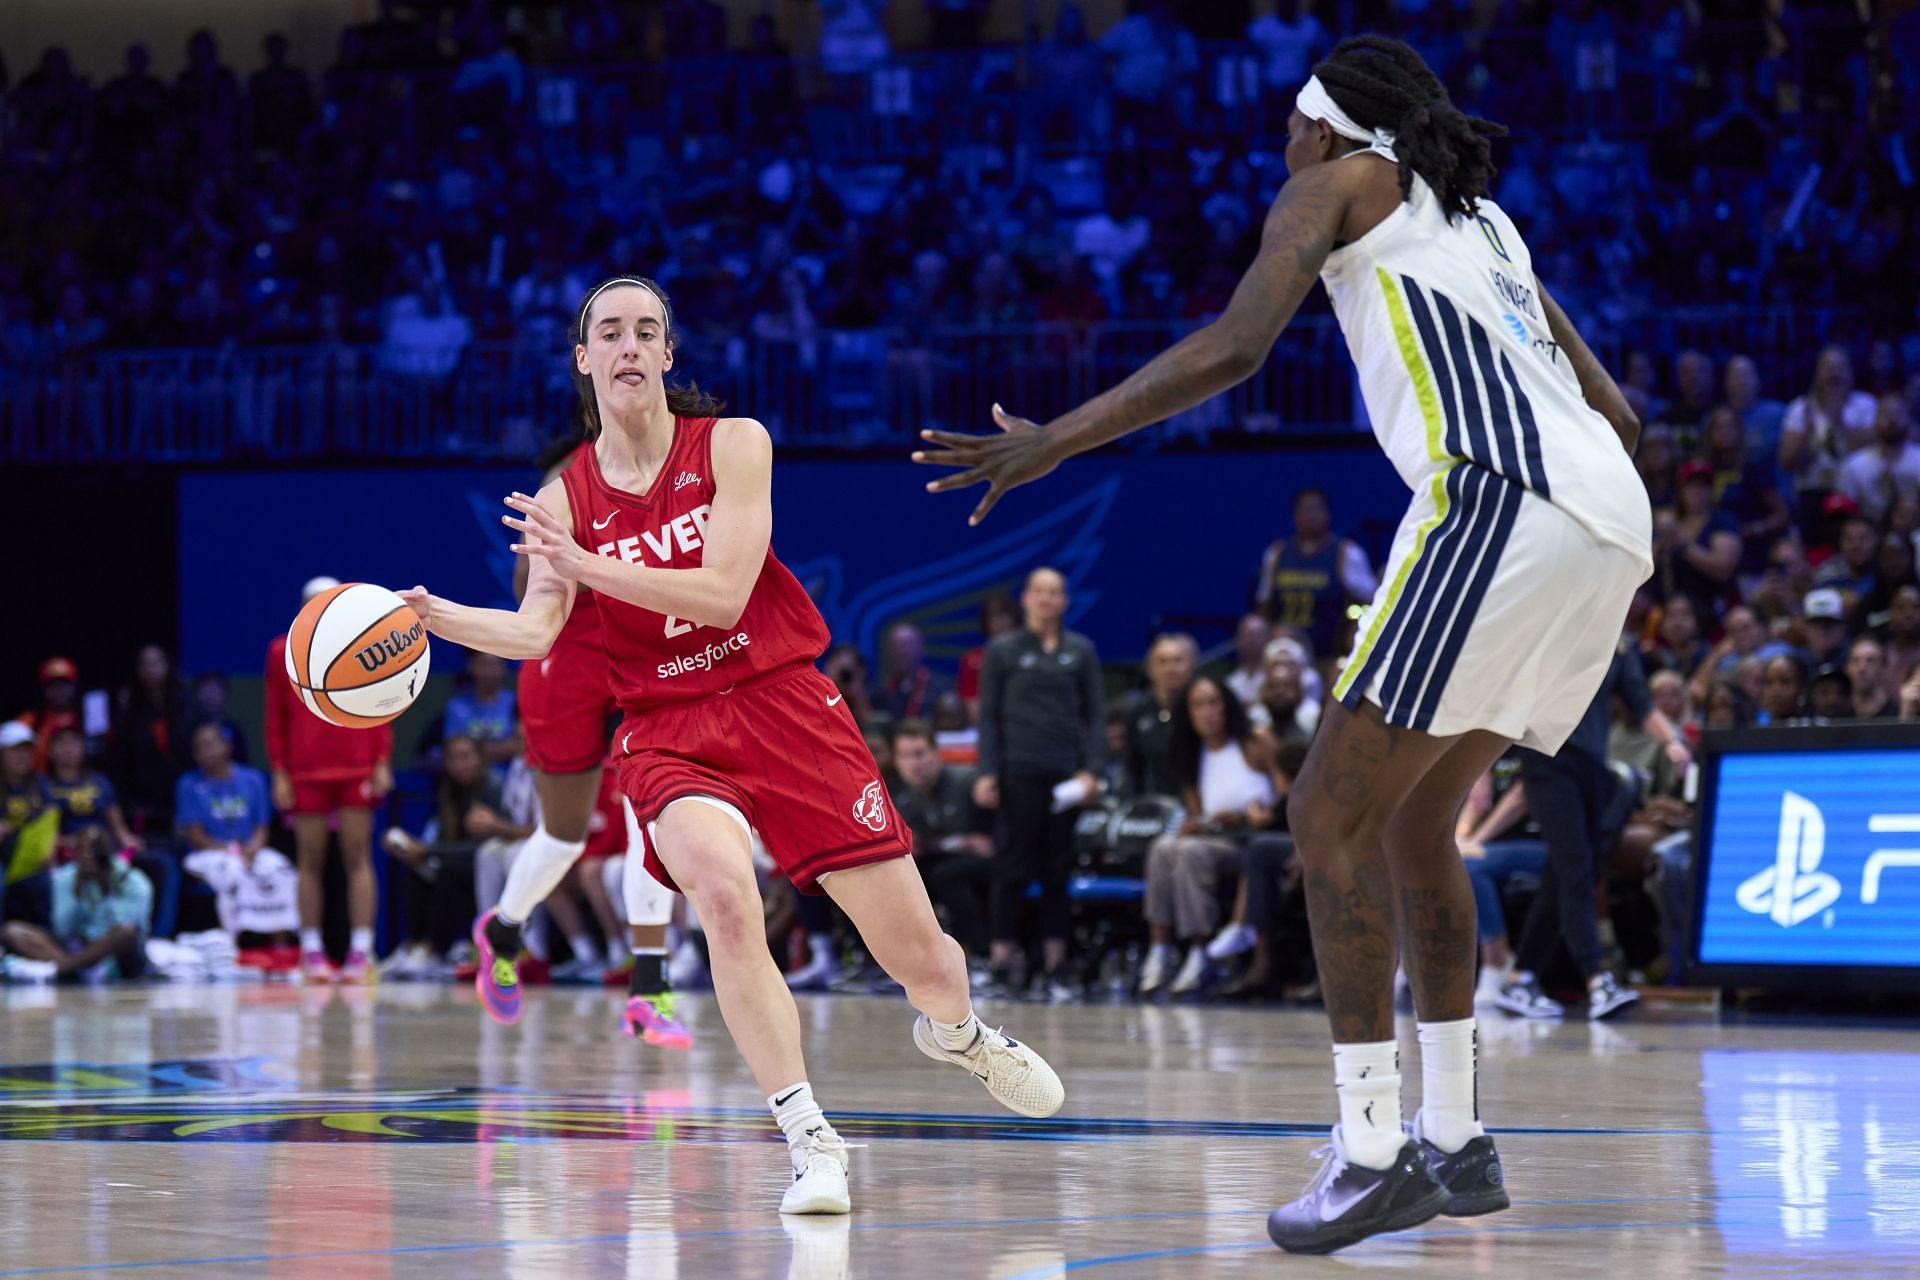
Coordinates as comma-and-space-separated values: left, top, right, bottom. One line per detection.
0, 983, 1912, 1277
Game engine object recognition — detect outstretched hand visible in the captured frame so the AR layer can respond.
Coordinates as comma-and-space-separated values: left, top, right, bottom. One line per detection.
503, 491, 587, 580
913, 403, 1062, 526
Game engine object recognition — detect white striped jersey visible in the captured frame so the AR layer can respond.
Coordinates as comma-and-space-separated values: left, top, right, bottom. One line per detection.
1318, 170, 1652, 574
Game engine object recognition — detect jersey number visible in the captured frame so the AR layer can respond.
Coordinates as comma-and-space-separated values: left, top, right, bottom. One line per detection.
1278, 591, 1316, 629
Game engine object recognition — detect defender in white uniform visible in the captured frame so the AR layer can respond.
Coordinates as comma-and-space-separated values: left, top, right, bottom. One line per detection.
917, 34, 1652, 1256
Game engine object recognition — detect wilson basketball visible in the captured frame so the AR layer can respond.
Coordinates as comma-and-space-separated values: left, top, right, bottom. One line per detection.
285, 582, 431, 728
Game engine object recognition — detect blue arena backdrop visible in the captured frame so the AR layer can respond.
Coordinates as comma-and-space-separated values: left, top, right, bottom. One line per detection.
1688, 724, 1920, 993
178, 445, 1402, 677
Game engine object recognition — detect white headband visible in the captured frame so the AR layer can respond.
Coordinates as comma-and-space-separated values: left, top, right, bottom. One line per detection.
577, 276, 658, 339
1296, 75, 1397, 163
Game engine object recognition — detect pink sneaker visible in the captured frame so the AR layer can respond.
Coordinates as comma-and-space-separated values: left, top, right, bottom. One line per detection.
302, 951, 336, 984
622, 993, 692, 1049
339, 950, 374, 983
472, 910, 522, 1026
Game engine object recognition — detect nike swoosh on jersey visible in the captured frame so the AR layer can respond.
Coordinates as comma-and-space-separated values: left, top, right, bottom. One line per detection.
592, 509, 621, 530
827, 694, 844, 707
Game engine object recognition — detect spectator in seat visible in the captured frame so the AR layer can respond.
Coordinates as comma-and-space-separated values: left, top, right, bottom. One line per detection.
177, 722, 297, 943
1799, 589, 1852, 669
383, 735, 515, 968
1657, 461, 1741, 613
872, 623, 949, 723
1758, 654, 1812, 725
1214, 738, 1312, 1001
1725, 353, 1786, 463
442, 649, 517, 766
1222, 613, 1271, 709
265, 576, 393, 982
1255, 488, 1376, 672
1138, 677, 1276, 998
1453, 761, 1539, 1009
957, 593, 1019, 723
185, 672, 250, 766
1247, 0, 1331, 91
975, 566, 1105, 999
1, 721, 56, 877
1810, 666, 1852, 721
248, 32, 315, 156
1815, 516, 1882, 604
108, 644, 188, 839
1704, 680, 1754, 730
1837, 393, 1920, 526
46, 726, 140, 851
1901, 661, 1920, 722
1845, 637, 1898, 719
1257, 660, 1317, 745
1702, 406, 1790, 573
23, 656, 83, 771
1098, 0, 1198, 136
1123, 632, 1197, 799
890, 721, 993, 961
1749, 538, 1815, 626
1881, 587, 1920, 703
1642, 592, 1710, 676
0, 828, 151, 981
1780, 345, 1878, 524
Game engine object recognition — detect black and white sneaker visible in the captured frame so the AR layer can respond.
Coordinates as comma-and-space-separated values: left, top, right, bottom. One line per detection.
1493, 971, 1564, 1020
1410, 1112, 1509, 1217
1267, 1128, 1449, 1255
1587, 972, 1639, 1020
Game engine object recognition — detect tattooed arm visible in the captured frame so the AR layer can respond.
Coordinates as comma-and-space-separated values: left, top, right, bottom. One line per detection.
915, 162, 1357, 523
1539, 282, 1641, 456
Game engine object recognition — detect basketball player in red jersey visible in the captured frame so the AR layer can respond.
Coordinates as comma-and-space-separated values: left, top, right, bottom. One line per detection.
401, 277, 1062, 1216
466, 433, 691, 1049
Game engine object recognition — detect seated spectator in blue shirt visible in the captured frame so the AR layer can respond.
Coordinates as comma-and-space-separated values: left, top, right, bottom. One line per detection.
45, 726, 142, 851
175, 723, 273, 853
443, 650, 518, 766
1, 828, 152, 980
186, 672, 251, 766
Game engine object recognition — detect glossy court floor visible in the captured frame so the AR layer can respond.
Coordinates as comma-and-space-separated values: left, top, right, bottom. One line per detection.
1, 984, 1916, 1279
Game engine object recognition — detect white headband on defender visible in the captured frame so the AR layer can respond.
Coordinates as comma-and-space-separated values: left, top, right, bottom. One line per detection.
1296, 75, 1398, 163
576, 276, 655, 339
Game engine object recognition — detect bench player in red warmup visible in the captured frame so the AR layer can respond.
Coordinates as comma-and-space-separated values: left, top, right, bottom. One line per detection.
468, 434, 691, 1049
402, 276, 1062, 1215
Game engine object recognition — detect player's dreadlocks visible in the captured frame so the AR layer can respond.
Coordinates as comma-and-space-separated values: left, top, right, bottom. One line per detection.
570, 275, 725, 437
1311, 35, 1506, 223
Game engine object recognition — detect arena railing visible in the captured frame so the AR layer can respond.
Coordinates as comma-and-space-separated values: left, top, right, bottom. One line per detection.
0, 306, 1861, 464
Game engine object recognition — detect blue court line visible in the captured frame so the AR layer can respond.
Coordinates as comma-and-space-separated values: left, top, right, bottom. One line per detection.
0, 1210, 1241, 1277
1002, 1216, 1895, 1278
0, 1194, 1897, 1278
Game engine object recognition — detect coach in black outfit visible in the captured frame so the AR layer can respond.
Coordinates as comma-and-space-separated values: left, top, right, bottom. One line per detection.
975, 566, 1104, 995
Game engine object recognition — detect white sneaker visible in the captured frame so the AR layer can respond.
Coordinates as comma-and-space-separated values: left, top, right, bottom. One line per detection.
1137, 944, 1174, 994
780, 1126, 851, 1215
913, 1014, 1065, 1118
1169, 946, 1207, 995
1205, 923, 1256, 961
1473, 965, 1509, 1009
2, 955, 57, 984
786, 952, 843, 992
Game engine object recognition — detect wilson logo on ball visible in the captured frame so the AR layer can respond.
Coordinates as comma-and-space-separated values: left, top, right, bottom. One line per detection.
353, 621, 425, 673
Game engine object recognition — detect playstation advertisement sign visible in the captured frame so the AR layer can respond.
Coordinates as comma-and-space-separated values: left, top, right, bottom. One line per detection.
1688, 724, 1920, 991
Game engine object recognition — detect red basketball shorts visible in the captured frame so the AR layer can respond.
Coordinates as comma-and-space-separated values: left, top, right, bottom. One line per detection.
615, 666, 911, 894
288, 775, 375, 815
518, 643, 616, 776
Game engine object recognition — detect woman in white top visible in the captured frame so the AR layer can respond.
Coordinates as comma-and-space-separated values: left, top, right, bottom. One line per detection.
919, 33, 1651, 1249
1778, 344, 1878, 513
1137, 677, 1277, 997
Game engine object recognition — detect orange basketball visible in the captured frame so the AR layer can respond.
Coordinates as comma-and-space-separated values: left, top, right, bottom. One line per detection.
285, 583, 432, 728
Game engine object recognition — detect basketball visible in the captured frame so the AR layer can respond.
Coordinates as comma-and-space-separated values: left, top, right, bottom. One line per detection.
284, 582, 430, 728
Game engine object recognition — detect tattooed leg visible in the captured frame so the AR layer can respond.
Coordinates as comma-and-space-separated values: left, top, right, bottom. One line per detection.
1380, 732, 1511, 1024
1288, 699, 1461, 1044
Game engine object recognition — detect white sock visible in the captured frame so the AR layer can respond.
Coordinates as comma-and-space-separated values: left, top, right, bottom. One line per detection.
568, 934, 602, 967
769, 1082, 829, 1145
929, 1011, 984, 1052
1416, 1018, 1484, 1154
348, 927, 373, 955
632, 944, 667, 959
1332, 1040, 1403, 1169
499, 827, 587, 921
300, 928, 323, 954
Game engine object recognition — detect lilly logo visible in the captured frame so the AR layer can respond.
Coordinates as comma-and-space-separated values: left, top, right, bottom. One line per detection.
1736, 791, 1842, 928
851, 780, 889, 834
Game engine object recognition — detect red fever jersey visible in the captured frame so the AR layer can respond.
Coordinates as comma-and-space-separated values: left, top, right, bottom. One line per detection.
555, 416, 907, 894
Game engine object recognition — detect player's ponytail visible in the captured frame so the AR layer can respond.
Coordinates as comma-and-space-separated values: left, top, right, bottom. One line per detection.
1311, 35, 1506, 223
570, 275, 726, 438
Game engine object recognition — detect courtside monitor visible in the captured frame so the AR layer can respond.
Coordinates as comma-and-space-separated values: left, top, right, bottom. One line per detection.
1687, 723, 1920, 993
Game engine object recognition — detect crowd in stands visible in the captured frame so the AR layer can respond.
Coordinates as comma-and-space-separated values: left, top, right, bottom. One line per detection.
1, 0, 1914, 407
4, 346, 1917, 997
